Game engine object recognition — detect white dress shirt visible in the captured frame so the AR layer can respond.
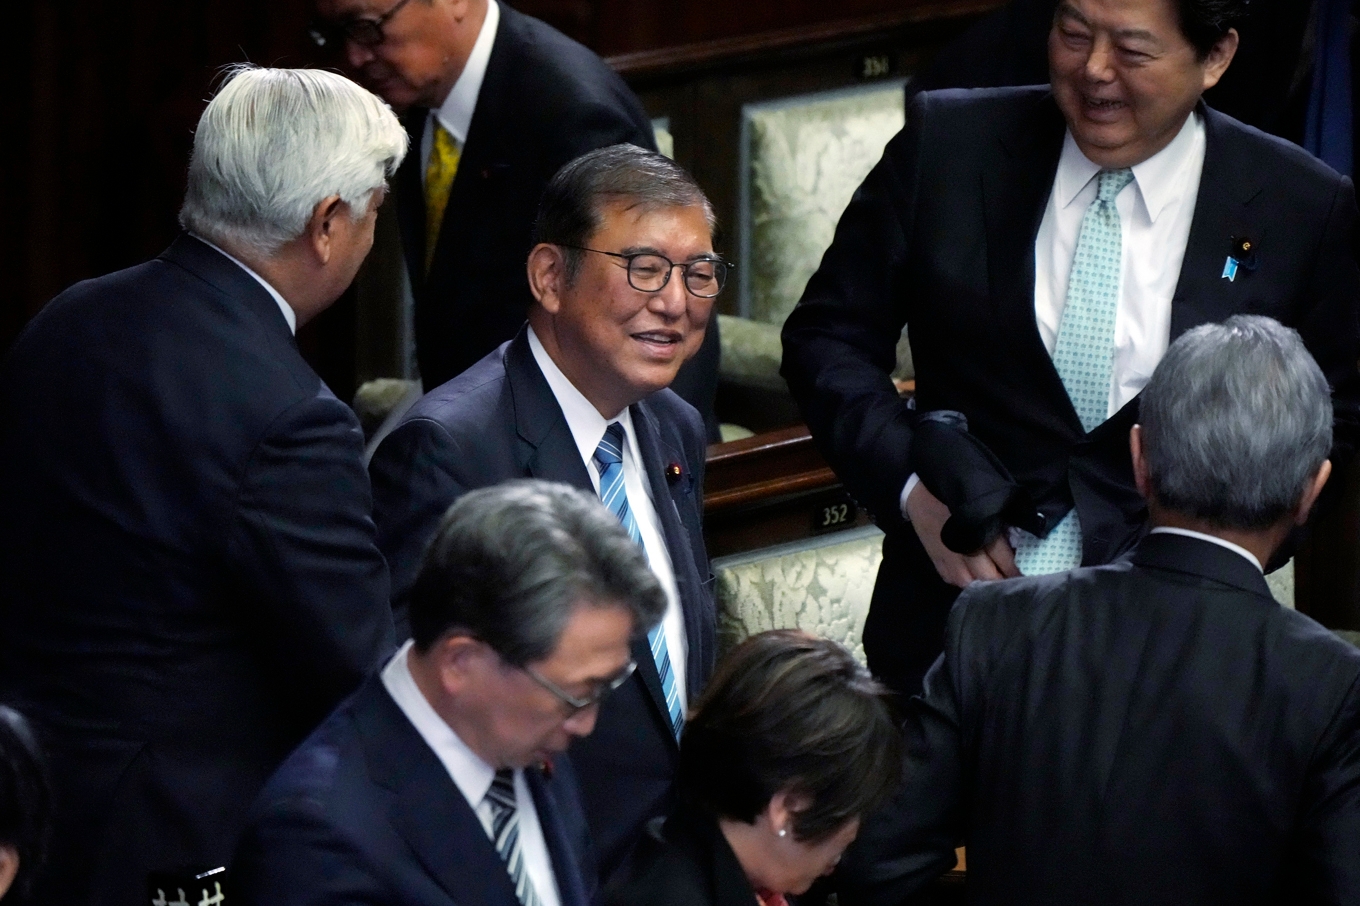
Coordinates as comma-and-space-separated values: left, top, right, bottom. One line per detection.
190, 234, 297, 335
382, 641, 562, 906
419, 0, 500, 184
1148, 526, 1264, 573
901, 112, 1206, 518
527, 326, 689, 708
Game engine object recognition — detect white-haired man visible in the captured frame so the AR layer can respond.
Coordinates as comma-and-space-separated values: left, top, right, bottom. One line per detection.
0, 66, 406, 906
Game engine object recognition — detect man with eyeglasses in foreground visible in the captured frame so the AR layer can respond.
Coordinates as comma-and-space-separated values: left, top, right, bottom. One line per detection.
369, 143, 720, 883
307, 0, 722, 439
233, 480, 666, 905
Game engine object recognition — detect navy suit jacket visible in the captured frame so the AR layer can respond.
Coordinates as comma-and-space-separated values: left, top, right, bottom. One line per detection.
369, 326, 716, 879
232, 676, 596, 906
0, 235, 395, 906
839, 533, 1360, 905
782, 86, 1360, 696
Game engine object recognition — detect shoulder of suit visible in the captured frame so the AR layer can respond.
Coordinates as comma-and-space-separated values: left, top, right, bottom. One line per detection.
1203, 104, 1352, 188
638, 389, 706, 446
398, 353, 511, 434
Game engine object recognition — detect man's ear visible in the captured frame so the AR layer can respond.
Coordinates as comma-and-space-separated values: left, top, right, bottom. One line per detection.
0, 845, 19, 900
1294, 459, 1333, 526
1129, 425, 1152, 500
307, 194, 347, 266
527, 243, 566, 313
1201, 28, 1239, 92
433, 634, 492, 698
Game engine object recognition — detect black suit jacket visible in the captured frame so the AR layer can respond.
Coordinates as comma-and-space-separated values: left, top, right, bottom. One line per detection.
232, 675, 596, 906
396, 5, 651, 390
839, 533, 1360, 905
0, 235, 395, 906
368, 326, 716, 880
781, 86, 1360, 696
603, 806, 756, 906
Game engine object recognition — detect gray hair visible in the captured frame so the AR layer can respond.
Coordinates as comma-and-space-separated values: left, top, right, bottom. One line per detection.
1140, 315, 1332, 530
408, 480, 667, 664
532, 143, 715, 284
179, 65, 408, 257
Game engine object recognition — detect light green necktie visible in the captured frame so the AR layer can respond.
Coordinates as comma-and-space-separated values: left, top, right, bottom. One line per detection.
1014, 168, 1134, 576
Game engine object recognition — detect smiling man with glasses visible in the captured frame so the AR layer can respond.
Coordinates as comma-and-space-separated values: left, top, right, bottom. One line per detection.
234, 480, 667, 906
369, 144, 721, 884
303, 0, 726, 436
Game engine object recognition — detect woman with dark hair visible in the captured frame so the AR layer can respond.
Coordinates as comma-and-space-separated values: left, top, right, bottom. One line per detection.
605, 630, 902, 906
0, 705, 52, 903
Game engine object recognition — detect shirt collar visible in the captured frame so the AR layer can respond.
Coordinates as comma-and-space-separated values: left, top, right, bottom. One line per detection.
1053, 110, 1204, 225
189, 233, 297, 335
526, 324, 635, 468
432, 0, 500, 143
381, 640, 498, 806
1148, 526, 1264, 573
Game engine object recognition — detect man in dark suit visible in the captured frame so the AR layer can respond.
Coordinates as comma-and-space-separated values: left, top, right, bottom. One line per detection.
310, 0, 720, 434
781, 0, 1360, 698
232, 480, 668, 905
0, 68, 404, 905
838, 316, 1360, 905
369, 144, 720, 880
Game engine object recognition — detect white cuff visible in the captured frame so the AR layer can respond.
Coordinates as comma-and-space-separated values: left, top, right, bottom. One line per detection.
899, 473, 921, 520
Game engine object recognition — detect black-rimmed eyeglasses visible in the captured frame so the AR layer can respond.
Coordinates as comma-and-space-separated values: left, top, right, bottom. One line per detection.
521, 659, 637, 715
559, 245, 732, 298
309, 0, 413, 49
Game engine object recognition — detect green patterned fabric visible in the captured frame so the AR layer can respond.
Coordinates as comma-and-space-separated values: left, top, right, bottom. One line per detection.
1015, 168, 1134, 577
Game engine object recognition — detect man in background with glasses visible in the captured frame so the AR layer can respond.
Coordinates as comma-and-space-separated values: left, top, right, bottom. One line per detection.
369, 144, 720, 884
234, 480, 667, 906
308, 0, 721, 438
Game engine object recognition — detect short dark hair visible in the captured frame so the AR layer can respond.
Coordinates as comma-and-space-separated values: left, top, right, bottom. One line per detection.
532, 143, 715, 283
678, 631, 902, 843
1175, 0, 1249, 58
408, 481, 667, 664
0, 706, 52, 905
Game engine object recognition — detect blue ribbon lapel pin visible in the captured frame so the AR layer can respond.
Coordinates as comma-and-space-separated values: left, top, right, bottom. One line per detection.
1223, 236, 1257, 282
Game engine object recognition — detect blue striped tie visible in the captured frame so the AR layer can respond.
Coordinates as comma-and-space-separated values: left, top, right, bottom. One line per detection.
1014, 168, 1134, 576
484, 769, 543, 906
593, 422, 684, 739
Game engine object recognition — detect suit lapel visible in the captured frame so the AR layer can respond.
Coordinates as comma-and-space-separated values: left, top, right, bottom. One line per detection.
395, 107, 429, 288
525, 768, 589, 906
1169, 105, 1268, 340
429, 7, 520, 287
503, 329, 594, 489
632, 399, 713, 703
354, 679, 520, 906
983, 93, 1082, 433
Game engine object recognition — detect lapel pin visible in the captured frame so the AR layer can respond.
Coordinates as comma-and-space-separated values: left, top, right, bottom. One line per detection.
1223, 236, 1258, 282
665, 462, 683, 483
538, 758, 554, 779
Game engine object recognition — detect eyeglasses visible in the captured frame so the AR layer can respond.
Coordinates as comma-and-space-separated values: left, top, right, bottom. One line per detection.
520, 659, 637, 715
308, 0, 414, 49
559, 245, 732, 298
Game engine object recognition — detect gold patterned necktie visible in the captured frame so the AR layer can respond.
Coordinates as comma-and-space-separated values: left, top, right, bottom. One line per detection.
424, 120, 461, 274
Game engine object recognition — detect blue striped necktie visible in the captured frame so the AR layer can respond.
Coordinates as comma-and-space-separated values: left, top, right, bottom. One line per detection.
1014, 167, 1134, 577
593, 422, 684, 739
484, 769, 543, 906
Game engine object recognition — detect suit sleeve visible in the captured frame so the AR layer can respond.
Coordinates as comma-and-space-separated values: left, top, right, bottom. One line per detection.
780, 94, 928, 532
1294, 175, 1360, 468
226, 392, 394, 724
368, 418, 473, 630
837, 588, 972, 905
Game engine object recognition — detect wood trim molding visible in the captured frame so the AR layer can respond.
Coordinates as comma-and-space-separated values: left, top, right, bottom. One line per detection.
607, 0, 1006, 80
704, 425, 838, 513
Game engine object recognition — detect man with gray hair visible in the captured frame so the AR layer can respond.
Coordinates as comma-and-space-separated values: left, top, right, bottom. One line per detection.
232, 480, 666, 905
369, 143, 719, 881
0, 66, 406, 905
839, 315, 1360, 905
